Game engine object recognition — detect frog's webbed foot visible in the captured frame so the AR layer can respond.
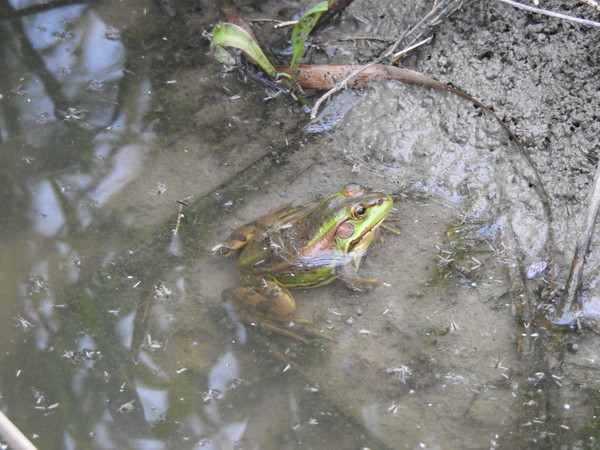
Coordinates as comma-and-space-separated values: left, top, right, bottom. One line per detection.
211, 242, 233, 256
337, 270, 382, 291
222, 281, 331, 343
347, 276, 382, 292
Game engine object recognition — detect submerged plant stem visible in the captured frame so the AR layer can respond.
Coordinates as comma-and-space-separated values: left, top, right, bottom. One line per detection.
555, 162, 600, 321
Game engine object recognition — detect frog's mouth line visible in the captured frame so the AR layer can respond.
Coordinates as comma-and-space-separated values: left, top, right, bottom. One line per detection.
348, 214, 387, 252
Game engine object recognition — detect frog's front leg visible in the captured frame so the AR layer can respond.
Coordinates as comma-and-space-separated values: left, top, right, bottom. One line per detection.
214, 203, 296, 256
213, 223, 262, 256
336, 263, 382, 291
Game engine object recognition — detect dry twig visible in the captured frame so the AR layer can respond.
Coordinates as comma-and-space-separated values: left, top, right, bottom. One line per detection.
173, 196, 193, 234
496, 0, 600, 28
579, 0, 600, 13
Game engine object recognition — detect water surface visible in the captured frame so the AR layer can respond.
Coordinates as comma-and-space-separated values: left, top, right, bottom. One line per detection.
1, 1, 599, 449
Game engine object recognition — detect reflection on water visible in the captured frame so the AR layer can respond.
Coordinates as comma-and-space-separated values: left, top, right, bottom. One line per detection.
1, 0, 280, 447
3, 0, 154, 234
1, 0, 173, 447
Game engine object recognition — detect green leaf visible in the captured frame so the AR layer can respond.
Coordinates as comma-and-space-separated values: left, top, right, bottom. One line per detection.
210, 22, 278, 77
290, 1, 329, 74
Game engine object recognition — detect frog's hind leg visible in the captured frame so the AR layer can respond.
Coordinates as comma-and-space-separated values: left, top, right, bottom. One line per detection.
222, 280, 296, 319
222, 280, 330, 342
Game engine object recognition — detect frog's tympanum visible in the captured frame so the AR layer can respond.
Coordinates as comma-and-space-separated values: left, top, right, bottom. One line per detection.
215, 184, 393, 341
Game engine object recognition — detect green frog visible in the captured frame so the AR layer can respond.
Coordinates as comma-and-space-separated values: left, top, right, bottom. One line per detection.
214, 184, 393, 342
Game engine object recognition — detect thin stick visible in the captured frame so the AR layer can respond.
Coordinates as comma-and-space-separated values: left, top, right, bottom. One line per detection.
496, 0, 600, 28
0, 410, 37, 450
173, 196, 193, 235
390, 36, 432, 64
578, 0, 600, 13
554, 162, 600, 321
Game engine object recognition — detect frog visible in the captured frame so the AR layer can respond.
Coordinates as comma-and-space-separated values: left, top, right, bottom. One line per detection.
214, 183, 393, 342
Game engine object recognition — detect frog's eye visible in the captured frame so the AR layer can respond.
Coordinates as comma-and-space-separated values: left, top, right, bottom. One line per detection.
352, 204, 367, 219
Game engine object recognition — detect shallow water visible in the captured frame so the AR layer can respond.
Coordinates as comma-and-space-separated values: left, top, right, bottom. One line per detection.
1, 0, 600, 449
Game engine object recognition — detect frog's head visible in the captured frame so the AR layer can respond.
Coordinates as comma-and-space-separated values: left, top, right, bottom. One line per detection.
302, 184, 393, 257
334, 183, 393, 252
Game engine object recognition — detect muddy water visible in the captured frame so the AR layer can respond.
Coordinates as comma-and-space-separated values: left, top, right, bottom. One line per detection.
1, 0, 599, 449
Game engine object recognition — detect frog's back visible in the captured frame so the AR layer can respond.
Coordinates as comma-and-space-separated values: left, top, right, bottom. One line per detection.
236, 221, 337, 288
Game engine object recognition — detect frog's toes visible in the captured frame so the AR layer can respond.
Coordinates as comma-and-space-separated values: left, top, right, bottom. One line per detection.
211, 242, 232, 255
